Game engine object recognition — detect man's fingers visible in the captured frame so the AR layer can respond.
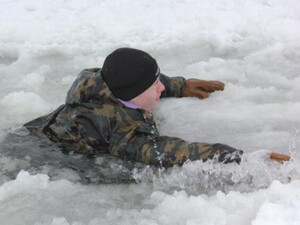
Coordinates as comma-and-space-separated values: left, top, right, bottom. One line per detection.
202, 81, 225, 92
192, 89, 210, 99
211, 81, 225, 90
183, 79, 225, 98
269, 152, 291, 163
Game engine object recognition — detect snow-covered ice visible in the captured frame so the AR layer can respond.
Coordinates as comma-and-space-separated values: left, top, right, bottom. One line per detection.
1, 0, 300, 224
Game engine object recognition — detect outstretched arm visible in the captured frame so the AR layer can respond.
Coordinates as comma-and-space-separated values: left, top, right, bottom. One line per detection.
108, 120, 243, 168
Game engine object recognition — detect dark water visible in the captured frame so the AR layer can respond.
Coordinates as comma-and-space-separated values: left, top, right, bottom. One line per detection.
0, 127, 147, 184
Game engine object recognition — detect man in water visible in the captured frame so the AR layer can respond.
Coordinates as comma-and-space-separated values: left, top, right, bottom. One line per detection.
25, 48, 244, 168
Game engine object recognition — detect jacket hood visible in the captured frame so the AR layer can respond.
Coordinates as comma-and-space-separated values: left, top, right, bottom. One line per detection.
65, 68, 120, 107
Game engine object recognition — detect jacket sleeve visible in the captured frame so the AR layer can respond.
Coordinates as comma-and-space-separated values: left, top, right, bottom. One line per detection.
108, 121, 243, 168
160, 73, 186, 98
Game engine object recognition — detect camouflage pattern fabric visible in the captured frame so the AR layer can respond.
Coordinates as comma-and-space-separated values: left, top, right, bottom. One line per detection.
24, 68, 243, 168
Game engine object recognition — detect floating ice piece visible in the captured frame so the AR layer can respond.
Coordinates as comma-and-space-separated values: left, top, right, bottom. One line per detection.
0, 91, 50, 114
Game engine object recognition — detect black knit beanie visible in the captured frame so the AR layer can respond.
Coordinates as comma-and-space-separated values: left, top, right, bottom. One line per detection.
101, 48, 160, 101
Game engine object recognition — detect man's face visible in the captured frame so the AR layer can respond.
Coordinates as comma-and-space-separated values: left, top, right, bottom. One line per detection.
130, 77, 165, 111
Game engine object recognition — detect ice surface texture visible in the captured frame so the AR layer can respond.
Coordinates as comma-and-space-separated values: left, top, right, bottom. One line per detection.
0, 0, 300, 224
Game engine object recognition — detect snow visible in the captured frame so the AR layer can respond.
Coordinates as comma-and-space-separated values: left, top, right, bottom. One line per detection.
0, 91, 50, 114
0, 0, 300, 224
1, 171, 300, 225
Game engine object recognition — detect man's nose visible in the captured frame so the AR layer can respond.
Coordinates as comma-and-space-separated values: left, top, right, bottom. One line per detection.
158, 81, 165, 92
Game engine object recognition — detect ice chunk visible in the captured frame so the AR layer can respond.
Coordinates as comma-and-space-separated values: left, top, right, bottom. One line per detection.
0, 91, 50, 114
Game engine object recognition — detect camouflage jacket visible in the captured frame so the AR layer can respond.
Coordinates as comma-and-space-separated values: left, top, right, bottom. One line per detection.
24, 68, 243, 167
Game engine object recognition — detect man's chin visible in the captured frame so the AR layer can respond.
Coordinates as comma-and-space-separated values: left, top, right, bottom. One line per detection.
152, 103, 159, 111
145, 103, 158, 111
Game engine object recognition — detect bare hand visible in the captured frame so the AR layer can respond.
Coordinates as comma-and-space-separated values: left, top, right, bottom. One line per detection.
183, 79, 225, 99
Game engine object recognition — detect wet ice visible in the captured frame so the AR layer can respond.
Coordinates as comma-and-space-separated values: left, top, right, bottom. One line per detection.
1, 0, 300, 224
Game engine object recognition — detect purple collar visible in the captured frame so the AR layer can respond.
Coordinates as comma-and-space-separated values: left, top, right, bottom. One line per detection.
118, 99, 139, 109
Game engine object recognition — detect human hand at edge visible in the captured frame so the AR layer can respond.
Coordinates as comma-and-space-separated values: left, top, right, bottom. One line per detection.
269, 152, 291, 163
183, 79, 225, 99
